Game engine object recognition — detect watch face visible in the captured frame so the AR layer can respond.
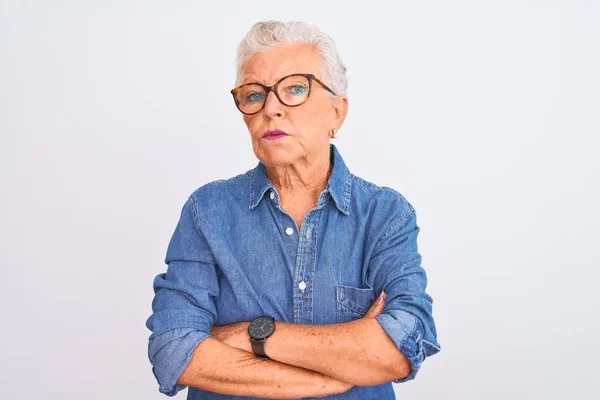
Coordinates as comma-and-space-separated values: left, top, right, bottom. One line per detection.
248, 317, 275, 340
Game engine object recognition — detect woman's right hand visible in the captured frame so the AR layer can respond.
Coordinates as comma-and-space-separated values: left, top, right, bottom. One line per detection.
364, 291, 387, 319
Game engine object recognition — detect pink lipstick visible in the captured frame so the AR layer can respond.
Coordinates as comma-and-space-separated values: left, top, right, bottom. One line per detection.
263, 129, 288, 140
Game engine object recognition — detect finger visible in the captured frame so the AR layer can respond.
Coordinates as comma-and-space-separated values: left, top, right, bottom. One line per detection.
364, 291, 386, 318
367, 291, 385, 317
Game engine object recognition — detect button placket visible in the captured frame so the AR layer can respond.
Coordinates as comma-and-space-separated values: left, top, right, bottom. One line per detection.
292, 211, 322, 325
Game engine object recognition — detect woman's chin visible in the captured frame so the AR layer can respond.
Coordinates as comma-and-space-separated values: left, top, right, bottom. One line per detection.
255, 146, 298, 167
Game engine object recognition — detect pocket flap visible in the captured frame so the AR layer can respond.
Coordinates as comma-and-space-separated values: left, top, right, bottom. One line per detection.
336, 284, 375, 315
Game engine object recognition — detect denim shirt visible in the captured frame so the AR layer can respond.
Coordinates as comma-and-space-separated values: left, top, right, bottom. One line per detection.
146, 143, 441, 399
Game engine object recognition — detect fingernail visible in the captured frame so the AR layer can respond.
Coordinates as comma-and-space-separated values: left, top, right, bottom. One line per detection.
377, 291, 385, 305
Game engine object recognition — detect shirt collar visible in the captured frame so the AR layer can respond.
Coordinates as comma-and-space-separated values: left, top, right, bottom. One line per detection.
249, 143, 352, 215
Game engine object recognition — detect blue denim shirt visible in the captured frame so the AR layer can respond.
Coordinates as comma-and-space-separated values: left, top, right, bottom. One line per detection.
146, 143, 441, 399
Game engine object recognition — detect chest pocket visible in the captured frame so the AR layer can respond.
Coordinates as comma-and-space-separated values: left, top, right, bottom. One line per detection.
335, 283, 375, 323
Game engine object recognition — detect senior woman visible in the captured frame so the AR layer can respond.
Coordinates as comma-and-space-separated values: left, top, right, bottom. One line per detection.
146, 20, 440, 399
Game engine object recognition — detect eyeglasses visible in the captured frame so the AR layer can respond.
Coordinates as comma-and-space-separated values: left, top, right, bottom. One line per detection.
230, 73, 337, 115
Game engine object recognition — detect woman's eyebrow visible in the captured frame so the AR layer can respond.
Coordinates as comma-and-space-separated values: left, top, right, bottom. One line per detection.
240, 78, 262, 86
241, 70, 302, 86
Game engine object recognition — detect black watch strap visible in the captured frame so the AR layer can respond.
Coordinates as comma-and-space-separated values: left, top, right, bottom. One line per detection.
251, 339, 269, 359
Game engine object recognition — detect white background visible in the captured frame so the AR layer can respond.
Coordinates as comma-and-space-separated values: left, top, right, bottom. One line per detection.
1, 1, 599, 399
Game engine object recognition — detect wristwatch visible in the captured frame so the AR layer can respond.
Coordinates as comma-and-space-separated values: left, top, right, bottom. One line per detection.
248, 316, 276, 359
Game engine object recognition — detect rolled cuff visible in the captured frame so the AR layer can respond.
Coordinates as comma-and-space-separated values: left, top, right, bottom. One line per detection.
148, 328, 211, 396
376, 310, 441, 383
147, 306, 215, 339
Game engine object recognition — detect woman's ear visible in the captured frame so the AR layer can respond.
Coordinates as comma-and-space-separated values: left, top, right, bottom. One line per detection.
333, 96, 349, 129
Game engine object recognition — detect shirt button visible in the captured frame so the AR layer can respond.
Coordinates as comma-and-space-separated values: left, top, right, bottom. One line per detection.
285, 227, 294, 236
298, 281, 307, 290
269, 191, 275, 200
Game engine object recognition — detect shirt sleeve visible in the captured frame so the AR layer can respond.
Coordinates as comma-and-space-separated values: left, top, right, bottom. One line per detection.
145, 195, 220, 396
371, 204, 441, 383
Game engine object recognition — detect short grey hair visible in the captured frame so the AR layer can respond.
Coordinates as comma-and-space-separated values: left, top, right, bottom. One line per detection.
235, 20, 348, 96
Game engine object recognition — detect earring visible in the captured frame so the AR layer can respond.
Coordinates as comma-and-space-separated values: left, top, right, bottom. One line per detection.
330, 128, 338, 139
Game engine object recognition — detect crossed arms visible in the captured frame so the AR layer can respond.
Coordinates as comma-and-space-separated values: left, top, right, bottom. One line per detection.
176, 292, 410, 398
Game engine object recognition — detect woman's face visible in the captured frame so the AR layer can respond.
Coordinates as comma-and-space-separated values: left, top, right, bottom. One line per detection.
239, 44, 348, 168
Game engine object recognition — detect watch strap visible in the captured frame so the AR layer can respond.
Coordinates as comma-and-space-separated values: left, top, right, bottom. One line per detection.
251, 338, 269, 359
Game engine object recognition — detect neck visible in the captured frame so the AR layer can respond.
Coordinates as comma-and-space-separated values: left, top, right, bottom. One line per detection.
266, 149, 332, 197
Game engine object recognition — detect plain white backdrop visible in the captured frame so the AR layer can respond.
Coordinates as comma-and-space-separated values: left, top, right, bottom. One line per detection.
1, 1, 598, 399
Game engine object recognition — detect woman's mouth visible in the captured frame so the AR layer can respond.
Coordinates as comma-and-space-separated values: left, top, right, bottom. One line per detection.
262, 129, 288, 140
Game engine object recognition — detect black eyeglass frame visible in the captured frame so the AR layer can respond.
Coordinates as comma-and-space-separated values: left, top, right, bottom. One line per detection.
230, 73, 337, 115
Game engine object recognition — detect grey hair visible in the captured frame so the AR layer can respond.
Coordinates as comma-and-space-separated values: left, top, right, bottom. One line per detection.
235, 20, 348, 96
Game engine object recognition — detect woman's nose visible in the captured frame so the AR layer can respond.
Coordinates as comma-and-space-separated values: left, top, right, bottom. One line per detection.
263, 90, 284, 118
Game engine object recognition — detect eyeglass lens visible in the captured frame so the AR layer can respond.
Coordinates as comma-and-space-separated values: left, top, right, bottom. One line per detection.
234, 75, 311, 114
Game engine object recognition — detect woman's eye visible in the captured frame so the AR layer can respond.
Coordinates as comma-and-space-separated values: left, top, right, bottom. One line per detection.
285, 85, 308, 95
245, 92, 264, 103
